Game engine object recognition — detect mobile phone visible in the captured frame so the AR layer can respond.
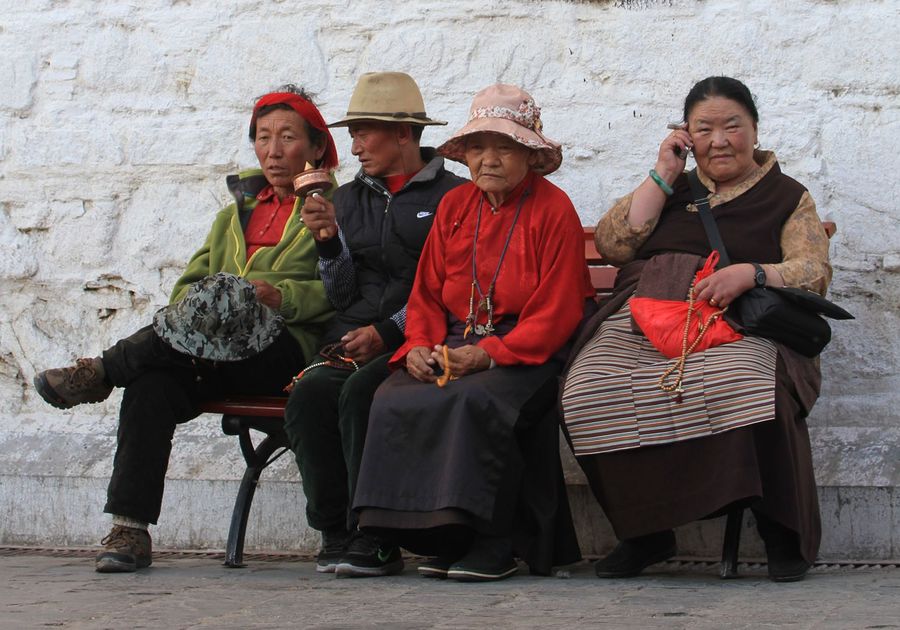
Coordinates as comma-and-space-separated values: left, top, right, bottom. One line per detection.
667, 122, 690, 160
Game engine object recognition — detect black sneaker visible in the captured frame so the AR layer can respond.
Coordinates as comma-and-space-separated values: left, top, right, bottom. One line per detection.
447, 536, 518, 582
316, 528, 351, 573
334, 531, 403, 577
417, 556, 458, 579
594, 530, 676, 578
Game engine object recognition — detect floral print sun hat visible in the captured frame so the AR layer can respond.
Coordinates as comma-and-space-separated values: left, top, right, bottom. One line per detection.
437, 84, 562, 175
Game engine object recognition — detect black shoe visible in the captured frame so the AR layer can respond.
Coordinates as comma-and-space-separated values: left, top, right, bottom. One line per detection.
755, 512, 811, 582
417, 556, 459, 579
316, 528, 351, 573
767, 551, 812, 583
334, 531, 403, 577
594, 530, 676, 578
447, 536, 518, 582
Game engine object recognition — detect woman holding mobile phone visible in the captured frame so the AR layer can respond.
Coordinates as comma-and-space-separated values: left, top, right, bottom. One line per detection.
560, 76, 832, 582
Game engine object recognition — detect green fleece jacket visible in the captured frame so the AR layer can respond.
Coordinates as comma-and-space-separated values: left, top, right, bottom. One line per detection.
170, 169, 335, 362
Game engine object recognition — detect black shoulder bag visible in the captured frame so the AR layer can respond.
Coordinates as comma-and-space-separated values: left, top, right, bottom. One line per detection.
687, 169, 853, 358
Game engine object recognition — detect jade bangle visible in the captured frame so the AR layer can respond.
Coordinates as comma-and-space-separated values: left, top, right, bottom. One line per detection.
649, 169, 674, 196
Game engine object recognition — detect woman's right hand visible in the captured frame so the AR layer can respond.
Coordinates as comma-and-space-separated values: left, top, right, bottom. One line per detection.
300, 192, 338, 241
625, 127, 694, 229
406, 346, 439, 383
654, 126, 693, 182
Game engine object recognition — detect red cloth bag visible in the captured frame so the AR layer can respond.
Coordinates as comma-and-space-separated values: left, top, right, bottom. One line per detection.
630, 251, 742, 359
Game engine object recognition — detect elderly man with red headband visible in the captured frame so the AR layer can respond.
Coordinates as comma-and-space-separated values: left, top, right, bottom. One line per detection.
32, 85, 338, 573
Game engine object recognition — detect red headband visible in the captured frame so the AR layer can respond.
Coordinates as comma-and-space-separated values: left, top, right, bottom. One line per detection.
251, 92, 339, 170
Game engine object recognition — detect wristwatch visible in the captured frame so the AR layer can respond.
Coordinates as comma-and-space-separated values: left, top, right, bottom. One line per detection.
752, 263, 767, 288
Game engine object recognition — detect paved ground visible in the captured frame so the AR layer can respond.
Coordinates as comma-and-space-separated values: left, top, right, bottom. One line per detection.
1, 550, 898, 629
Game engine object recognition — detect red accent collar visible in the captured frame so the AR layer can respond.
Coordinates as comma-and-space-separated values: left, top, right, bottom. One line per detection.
256, 185, 294, 203
383, 171, 419, 194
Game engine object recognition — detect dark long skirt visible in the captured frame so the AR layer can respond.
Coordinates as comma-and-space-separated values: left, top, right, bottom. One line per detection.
353, 362, 581, 574
573, 351, 821, 563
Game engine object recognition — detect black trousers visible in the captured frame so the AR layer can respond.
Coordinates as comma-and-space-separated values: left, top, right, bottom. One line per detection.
282, 353, 391, 532
102, 325, 307, 524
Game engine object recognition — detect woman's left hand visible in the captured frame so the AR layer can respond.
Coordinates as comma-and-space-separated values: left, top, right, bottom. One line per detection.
249, 280, 282, 310
407, 346, 440, 383
693, 263, 755, 308
432, 344, 492, 378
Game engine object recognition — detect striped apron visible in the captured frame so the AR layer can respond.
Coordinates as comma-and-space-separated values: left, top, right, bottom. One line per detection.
562, 299, 777, 456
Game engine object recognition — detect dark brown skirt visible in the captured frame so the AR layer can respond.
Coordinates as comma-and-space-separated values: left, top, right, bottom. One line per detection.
574, 352, 821, 563
354, 363, 581, 574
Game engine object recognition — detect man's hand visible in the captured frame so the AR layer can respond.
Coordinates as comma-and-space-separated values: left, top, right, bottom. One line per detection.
432, 344, 492, 378
407, 346, 439, 383
341, 325, 385, 363
300, 192, 338, 241
249, 280, 282, 310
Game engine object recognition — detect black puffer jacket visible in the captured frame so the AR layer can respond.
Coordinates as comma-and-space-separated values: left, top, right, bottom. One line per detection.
319, 148, 466, 349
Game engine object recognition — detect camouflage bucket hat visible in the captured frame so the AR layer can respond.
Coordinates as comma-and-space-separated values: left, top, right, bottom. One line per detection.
152, 273, 284, 362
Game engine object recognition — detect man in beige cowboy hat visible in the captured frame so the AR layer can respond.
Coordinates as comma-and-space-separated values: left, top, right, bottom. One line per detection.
286, 72, 466, 577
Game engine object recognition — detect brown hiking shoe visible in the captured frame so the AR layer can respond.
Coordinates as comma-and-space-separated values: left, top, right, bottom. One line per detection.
95, 525, 152, 573
33, 357, 113, 409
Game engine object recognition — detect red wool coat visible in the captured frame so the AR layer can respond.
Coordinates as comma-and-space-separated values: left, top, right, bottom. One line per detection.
391, 171, 594, 367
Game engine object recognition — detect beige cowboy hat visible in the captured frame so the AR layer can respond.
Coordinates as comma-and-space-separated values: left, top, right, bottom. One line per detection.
328, 72, 447, 128
436, 84, 562, 175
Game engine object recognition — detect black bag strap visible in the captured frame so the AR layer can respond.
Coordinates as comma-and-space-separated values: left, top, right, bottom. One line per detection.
687, 169, 732, 268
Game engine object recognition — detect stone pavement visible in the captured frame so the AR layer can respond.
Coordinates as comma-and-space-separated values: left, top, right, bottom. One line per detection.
2, 550, 899, 629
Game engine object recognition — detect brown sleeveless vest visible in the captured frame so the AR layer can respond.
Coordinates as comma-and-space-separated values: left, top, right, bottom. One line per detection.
636, 163, 807, 265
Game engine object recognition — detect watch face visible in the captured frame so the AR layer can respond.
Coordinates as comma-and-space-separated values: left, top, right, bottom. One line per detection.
755, 267, 766, 287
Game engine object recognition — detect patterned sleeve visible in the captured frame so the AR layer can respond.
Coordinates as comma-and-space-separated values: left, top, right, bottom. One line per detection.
318, 228, 357, 309
770, 191, 833, 295
389, 305, 407, 332
594, 192, 660, 266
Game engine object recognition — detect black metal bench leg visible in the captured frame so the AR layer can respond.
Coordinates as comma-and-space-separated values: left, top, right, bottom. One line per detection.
224, 434, 281, 568
720, 508, 744, 579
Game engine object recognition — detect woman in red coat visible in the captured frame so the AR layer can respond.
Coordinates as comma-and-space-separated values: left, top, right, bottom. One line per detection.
347, 85, 595, 581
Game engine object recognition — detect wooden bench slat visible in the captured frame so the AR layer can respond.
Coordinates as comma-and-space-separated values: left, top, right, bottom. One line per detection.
199, 396, 288, 416
589, 266, 618, 291
584, 228, 604, 265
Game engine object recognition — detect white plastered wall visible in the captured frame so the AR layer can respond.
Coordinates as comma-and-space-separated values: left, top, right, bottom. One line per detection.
1, 0, 897, 557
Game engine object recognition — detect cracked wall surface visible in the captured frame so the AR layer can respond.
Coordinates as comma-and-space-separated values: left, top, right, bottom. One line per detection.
0, 0, 897, 552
